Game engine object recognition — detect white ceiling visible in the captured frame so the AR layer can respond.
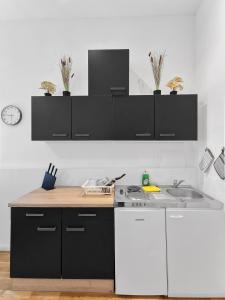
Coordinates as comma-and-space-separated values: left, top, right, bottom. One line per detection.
0, 0, 202, 20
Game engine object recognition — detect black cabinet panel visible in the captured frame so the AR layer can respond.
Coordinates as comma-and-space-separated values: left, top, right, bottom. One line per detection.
155, 95, 197, 140
62, 208, 114, 279
72, 96, 113, 140
113, 95, 155, 140
32, 96, 71, 140
10, 208, 61, 278
88, 49, 129, 96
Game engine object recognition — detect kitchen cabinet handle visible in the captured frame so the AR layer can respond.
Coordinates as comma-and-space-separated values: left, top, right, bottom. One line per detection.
169, 215, 184, 219
74, 133, 90, 137
52, 133, 68, 137
135, 218, 145, 221
160, 133, 176, 137
135, 133, 152, 137
66, 227, 85, 232
78, 213, 96, 217
37, 227, 56, 232
26, 213, 44, 217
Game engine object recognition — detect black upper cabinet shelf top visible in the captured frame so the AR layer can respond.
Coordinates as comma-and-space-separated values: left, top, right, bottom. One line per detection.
31, 94, 197, 141
88, 49, 129, 96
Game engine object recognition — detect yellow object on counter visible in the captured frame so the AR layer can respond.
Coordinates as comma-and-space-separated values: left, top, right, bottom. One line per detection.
143, 185, 161, 192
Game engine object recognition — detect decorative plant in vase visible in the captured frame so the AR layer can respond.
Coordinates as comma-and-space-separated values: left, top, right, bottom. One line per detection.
39, 81, 56, 96
60, 56, 74, 96
148, 51, 165, 95
167, 76, 183, 95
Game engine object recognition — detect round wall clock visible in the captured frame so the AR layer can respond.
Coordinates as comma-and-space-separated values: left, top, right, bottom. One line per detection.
1, 105, 22, 126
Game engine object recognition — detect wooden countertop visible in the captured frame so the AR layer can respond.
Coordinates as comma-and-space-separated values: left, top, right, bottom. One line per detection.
8, 186, 114, 208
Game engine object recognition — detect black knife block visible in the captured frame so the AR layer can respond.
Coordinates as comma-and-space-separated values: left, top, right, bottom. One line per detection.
42, 172, 56, 191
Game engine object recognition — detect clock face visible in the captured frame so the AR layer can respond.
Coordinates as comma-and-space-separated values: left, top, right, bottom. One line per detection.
1, 105, 22, 126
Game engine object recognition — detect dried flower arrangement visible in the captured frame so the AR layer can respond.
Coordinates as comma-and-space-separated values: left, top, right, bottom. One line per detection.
60, 56, 74, 96
39, 81, 56, 96
148, 51, 165, 94
167, 76, 183, 95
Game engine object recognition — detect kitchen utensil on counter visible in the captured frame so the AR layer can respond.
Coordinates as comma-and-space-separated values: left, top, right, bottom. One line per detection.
214, 148, 225, 180
82, 174, 126, 196
106, 174, 126, 186
199, 147, 214, 172
42, 163, 57, 190
82, 178, 114, 196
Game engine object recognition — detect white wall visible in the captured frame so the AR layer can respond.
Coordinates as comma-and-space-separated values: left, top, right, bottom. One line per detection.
196, 0, 225, 202
0, 16, 197, 249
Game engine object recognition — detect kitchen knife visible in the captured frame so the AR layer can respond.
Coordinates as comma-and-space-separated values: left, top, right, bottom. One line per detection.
47, 163, 52, 174
106, 173, 126, 186
53, 168, 58, 177
50, 165, 55, 175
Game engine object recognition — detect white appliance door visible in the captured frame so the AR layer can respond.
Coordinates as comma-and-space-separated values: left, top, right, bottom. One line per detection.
167, 209, 225, 297
115, 208, 167, 295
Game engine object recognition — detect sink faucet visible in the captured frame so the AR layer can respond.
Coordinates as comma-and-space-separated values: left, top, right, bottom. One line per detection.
173, 179, 185, 188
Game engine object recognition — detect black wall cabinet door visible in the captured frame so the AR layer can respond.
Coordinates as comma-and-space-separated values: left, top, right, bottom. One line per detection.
88, 49, 129, 96
113, 95, 155, 140
155, 95, 197, 140
62, 208, 114, 279
32, 96, 71, 140
72, 96, 113, 140
10, 208, 61, 278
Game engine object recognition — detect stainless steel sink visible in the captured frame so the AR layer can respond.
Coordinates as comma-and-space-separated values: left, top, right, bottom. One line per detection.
167, 188, 204, 199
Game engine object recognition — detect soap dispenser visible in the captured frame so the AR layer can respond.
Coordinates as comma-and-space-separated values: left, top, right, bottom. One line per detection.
142, 170, 150, 186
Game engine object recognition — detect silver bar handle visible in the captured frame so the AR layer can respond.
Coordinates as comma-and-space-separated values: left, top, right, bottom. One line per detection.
78, 213, 96, 217
66, 227, 85, 232
37, 227, 56, 232
160, 133, 176, 137
26, 213, 44, 217
74, 133, 90, 137
135, 218, 145, 221
136, 133, 152, 137
169, 215, 184, 219
52, 133, 68, 137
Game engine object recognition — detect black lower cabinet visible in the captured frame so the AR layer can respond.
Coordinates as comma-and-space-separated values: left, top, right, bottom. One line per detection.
62, 208, 114, 279
10, 208, 61, 278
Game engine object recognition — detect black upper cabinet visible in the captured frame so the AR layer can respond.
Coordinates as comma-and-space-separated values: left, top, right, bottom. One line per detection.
31, 94, 197, 141
88, 49, 129, 96
10, 208, 61, 278
113, 95, 155, 140
62, 208, 114, 279
32, 96, 71, 140
155, 94, 197, 140
72, 96, 113, 140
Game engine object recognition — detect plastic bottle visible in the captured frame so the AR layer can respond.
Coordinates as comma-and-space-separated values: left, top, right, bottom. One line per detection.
142, 170, 150, 186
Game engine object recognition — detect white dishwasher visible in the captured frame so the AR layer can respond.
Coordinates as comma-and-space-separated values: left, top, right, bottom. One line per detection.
115, 207, 167, 295
166, 209, 225, 297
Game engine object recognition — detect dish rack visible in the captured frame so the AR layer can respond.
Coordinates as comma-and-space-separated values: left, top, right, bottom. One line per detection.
82, 179, 114, 196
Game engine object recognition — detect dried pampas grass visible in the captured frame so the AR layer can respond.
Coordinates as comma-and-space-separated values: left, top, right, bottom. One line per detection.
148, 51, 165, 91
60, 56, 74, 92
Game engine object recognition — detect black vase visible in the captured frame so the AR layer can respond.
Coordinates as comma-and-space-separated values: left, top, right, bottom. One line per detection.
44, 92, 52, 96
170, 90, 177, 95
63, 91, 71, 96
154, 90, 161, 95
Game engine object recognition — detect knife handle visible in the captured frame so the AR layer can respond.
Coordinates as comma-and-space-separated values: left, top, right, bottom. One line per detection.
47, 163, 52, 173
50, 165, 55, 175
54, 168, 58, 177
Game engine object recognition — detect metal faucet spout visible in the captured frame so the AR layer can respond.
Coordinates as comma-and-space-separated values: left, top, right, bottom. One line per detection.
173, 179, 185, 188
